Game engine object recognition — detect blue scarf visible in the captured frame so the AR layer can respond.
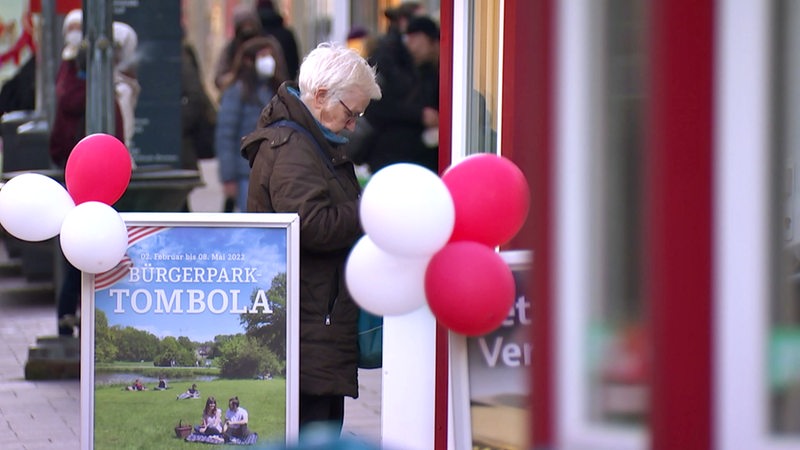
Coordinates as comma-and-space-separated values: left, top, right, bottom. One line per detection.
288, 86, 349, 145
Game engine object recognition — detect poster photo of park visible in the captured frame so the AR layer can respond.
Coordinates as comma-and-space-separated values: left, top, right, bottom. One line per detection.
80, 214, 299, 449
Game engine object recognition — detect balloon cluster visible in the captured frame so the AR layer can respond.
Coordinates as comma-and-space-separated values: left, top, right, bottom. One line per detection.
0, 133, 132, 274
346, 154, 530, 336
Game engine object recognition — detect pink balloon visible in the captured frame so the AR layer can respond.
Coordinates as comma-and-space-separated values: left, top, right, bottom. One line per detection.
442, 153, 530, 247
65, 133, 132, 205
424, 241, 515, 336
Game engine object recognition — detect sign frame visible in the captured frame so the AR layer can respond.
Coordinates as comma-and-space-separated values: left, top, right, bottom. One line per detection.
80, 212, 300, 449
450, 250, 533, 450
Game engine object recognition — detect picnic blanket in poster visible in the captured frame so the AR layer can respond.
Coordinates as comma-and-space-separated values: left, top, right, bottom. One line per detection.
184, 432, 259, 445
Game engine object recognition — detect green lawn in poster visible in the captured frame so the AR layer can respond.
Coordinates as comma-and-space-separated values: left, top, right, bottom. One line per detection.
93, 379, 285, 448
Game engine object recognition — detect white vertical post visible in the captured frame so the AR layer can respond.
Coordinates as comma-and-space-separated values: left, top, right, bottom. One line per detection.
381, 306, 438, 449
716, 1, 773, 449
332, 0, 351, 45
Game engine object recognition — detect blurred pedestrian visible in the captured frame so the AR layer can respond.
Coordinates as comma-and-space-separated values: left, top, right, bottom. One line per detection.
256, 0, 300, 80
346, 27, 374, 59
360, 15, 440, 173
111, 21, 138, 140
0, 57, 35, 118
215, 36, 288, 212
383, 1, 426, 35
366, 1, 424, 89
214, 6, 262, 92
50, 9, 125, 337
240, 43, 381, 434
180, 33, 217, 211
112, 20, 140, 167
50, 8, 125, 172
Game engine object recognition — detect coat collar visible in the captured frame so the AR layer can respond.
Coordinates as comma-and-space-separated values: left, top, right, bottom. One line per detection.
288, 85, 349, 145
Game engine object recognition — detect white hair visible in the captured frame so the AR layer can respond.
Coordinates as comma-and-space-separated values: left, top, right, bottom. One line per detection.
298, 42, 381, 105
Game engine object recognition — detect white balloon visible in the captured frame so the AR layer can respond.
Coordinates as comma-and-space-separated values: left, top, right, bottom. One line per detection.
345, 235, 430, 316
60, 202, 128, 274
0, 173, 75, 242
360, 163, 454, 257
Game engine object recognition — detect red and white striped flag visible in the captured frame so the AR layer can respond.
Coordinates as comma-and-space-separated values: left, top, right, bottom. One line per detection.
94, 226, 167, 291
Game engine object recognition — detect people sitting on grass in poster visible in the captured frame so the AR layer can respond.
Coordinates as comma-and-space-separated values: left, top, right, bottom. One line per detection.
126, 378, 146, 391
154, 376, 169, 390
184, 395, 258, 445
196, 396, 223, 436
177, 383, 200, 400
223, 396, 252, 441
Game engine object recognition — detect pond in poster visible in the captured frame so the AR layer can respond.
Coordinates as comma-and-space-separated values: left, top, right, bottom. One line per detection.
92, 225, 289, 448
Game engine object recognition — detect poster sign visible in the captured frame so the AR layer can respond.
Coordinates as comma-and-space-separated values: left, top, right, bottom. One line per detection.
80, 213, 299, 449
452, 250, 532, 450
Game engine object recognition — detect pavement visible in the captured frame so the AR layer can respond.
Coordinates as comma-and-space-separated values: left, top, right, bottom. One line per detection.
0, 159, 383, 449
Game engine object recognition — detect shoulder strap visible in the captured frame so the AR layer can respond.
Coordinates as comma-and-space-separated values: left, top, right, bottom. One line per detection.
268, 119, 337, 176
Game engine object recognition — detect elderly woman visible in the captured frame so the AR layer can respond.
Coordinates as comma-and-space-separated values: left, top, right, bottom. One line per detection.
241, 42, 381, 434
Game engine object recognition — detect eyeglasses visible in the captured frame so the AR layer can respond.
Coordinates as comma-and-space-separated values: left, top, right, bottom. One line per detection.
338, 99, 364, 122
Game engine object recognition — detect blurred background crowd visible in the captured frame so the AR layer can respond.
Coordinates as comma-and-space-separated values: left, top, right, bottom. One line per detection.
0, 0, 444, 213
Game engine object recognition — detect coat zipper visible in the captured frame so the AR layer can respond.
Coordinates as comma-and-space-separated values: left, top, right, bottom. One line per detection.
325, 269, 339, 326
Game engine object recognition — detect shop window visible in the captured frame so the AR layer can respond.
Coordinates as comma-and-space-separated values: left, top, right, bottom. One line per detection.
771, 0, 800, 436
464, 0, 501, 156
587, 0, 649, 427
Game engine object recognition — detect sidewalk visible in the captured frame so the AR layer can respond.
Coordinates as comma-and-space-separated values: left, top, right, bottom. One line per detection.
0, 159, 382, 449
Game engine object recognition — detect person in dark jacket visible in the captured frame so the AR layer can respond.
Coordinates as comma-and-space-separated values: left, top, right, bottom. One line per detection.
214, 6, 263, 92
360, 15, 439, 173
240, 42, 381, 434
181, 36, 216, 169
0, 56, 35, 118
256, 0, 300, 81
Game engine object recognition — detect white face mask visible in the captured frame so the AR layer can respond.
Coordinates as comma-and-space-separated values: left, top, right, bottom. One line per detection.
64, 30, 82, 48
255, 55, 276, 78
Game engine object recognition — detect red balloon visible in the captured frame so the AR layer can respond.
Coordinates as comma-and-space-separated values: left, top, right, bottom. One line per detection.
442, 153, 530, 247
424, 241, 515, 336
65, 133, 132, 205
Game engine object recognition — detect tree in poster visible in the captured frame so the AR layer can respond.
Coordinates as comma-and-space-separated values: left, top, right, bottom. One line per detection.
240, 272, 287, 361
216, 334, 282, 378
114, 326, 160, 362
95, 309, 118, 363
153, 336, 195, 367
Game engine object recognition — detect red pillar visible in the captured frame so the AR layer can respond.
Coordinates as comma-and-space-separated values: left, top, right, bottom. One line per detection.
435, 1, 453, 448
503, 1, 555, 447
645, 1, 714, 449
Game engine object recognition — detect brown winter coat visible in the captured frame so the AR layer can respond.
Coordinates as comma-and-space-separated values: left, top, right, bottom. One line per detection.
241, 82, 362, 398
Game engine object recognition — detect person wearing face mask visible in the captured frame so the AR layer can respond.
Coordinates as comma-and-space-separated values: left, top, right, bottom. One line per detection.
51, 9, 125, 167
50, 9, 126, 337
214, 6, 263, 93
214, 36, 288, 212
240, 42, 381, 435
61, 15, 82, 61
